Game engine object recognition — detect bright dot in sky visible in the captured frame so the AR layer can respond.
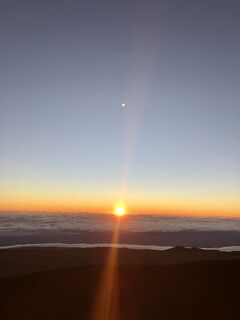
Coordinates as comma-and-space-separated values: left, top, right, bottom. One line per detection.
114, 207, 126, 217
121, 103, 126, 107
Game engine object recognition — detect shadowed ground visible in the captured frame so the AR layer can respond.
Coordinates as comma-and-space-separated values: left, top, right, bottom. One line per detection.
0, 247, 240, 320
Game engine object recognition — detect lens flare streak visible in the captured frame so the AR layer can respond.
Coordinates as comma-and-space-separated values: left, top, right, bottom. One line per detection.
89, 219, 120, 320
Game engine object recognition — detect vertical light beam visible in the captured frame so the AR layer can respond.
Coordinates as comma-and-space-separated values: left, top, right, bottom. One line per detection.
89, 219, 120, 320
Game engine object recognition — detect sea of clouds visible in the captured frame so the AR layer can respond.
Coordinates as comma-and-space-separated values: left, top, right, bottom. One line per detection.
0, 212, 239, 233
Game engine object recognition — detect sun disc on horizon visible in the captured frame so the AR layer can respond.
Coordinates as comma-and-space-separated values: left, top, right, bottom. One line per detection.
114, 207, 126, 217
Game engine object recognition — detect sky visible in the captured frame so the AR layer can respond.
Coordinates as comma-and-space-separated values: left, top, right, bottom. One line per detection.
0, 0, 240, 216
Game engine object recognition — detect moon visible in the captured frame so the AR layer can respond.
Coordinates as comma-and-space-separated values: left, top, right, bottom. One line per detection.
121, 103, 126, 107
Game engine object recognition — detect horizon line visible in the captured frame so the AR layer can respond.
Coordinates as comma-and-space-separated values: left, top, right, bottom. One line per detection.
0, 210, 239, 219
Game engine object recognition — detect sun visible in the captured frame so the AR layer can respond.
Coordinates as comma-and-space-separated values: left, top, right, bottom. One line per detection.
114, 207, 126, 217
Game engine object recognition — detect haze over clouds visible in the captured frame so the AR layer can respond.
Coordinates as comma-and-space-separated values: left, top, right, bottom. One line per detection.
0, 213, 239, 248
0, 213, 239, 233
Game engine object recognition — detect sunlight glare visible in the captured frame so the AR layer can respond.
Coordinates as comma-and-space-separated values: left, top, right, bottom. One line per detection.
114, 207, 126, 217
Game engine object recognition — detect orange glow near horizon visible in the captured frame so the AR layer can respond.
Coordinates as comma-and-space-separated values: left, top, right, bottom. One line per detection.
0, 203, 239, 218
0, 188, 240, 217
